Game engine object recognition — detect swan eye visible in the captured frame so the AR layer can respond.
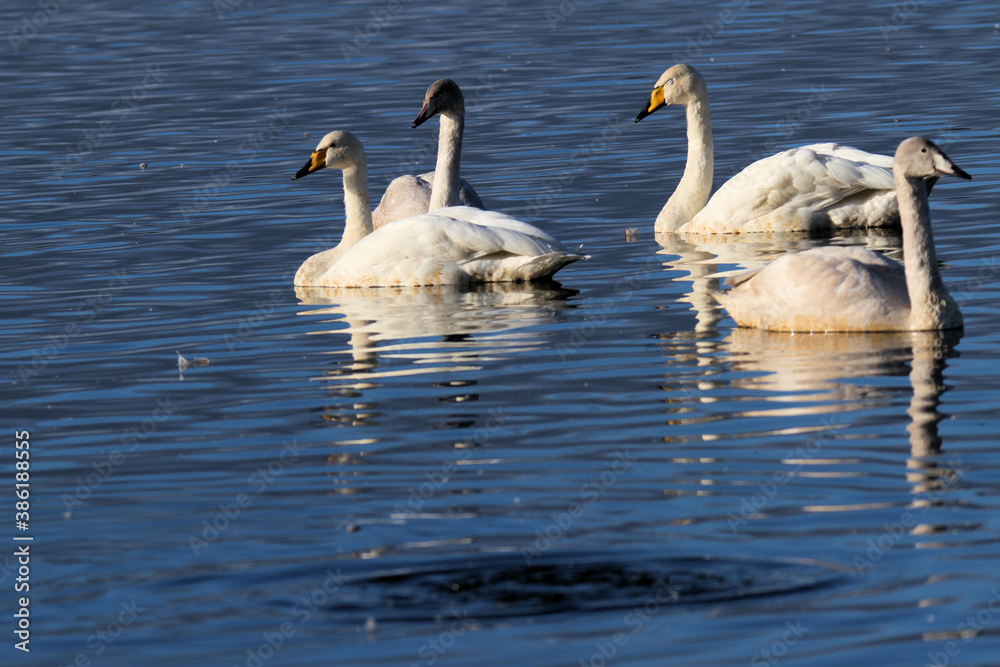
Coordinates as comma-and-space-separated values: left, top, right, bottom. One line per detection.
920, 147, 927, 153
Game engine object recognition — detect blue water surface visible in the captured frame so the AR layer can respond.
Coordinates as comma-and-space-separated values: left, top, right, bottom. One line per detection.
2, 1, 1000, 665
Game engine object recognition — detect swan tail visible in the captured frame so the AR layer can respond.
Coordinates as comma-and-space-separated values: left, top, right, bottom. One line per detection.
519, 251, 586, 281
463, 251, 585, 282
723, 266, 763, 289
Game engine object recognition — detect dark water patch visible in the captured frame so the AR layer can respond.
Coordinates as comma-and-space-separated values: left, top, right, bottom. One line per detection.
322, 551, 843, 624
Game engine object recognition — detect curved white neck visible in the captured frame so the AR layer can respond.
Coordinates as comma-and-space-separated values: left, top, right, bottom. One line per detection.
339, 157, 374, 252
897, 173, 957, 328
429, 108, 464, 211
656, 96, 713, 232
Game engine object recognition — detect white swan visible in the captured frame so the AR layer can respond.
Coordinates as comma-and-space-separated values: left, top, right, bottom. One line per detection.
635, 64, 925, 235
372, 79, 484, 229
712, 137, 970, 332
292, 131, 583, 287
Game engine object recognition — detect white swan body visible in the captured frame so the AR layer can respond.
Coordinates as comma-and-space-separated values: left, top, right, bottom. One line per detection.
636, 64, 919, 235
686, 142, 898, 233
292, 131, 582, 288
372, 79, 483, 229
713, 137, 970, 332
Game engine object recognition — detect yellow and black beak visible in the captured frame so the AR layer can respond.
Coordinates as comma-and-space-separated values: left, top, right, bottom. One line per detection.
635, 86, 666, 123
292, 150, 326, 180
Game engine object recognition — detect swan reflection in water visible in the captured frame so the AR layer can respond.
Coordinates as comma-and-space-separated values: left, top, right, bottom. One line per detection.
721, 327, 963, 541
293, 282, 574, 531
295, 281, 576, 410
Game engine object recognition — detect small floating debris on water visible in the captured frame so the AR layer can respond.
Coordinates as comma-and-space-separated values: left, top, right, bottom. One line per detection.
177, 351, 210, 375
625, 227, 638, 242
346, 523, 360, 533
139, 162, 147, 170
364, 616, 377, 634
303, 131, 311, 139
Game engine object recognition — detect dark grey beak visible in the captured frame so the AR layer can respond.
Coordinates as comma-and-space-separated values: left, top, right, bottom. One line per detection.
412, 99, 437, 128
947, 162, 972, 180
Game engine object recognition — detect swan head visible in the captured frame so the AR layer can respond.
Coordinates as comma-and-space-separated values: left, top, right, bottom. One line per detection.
895, 137, 971, 181
293, 131, 365, 180
412, 78, 465, 128
635, 64, 708, 122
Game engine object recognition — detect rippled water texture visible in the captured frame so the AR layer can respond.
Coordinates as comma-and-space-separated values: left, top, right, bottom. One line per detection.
3, 1, 1000, 665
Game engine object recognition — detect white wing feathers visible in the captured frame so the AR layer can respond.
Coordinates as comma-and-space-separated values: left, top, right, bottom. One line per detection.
689, 143, 898, 233
317, 207, 581, 287
714, 246, 910, 331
